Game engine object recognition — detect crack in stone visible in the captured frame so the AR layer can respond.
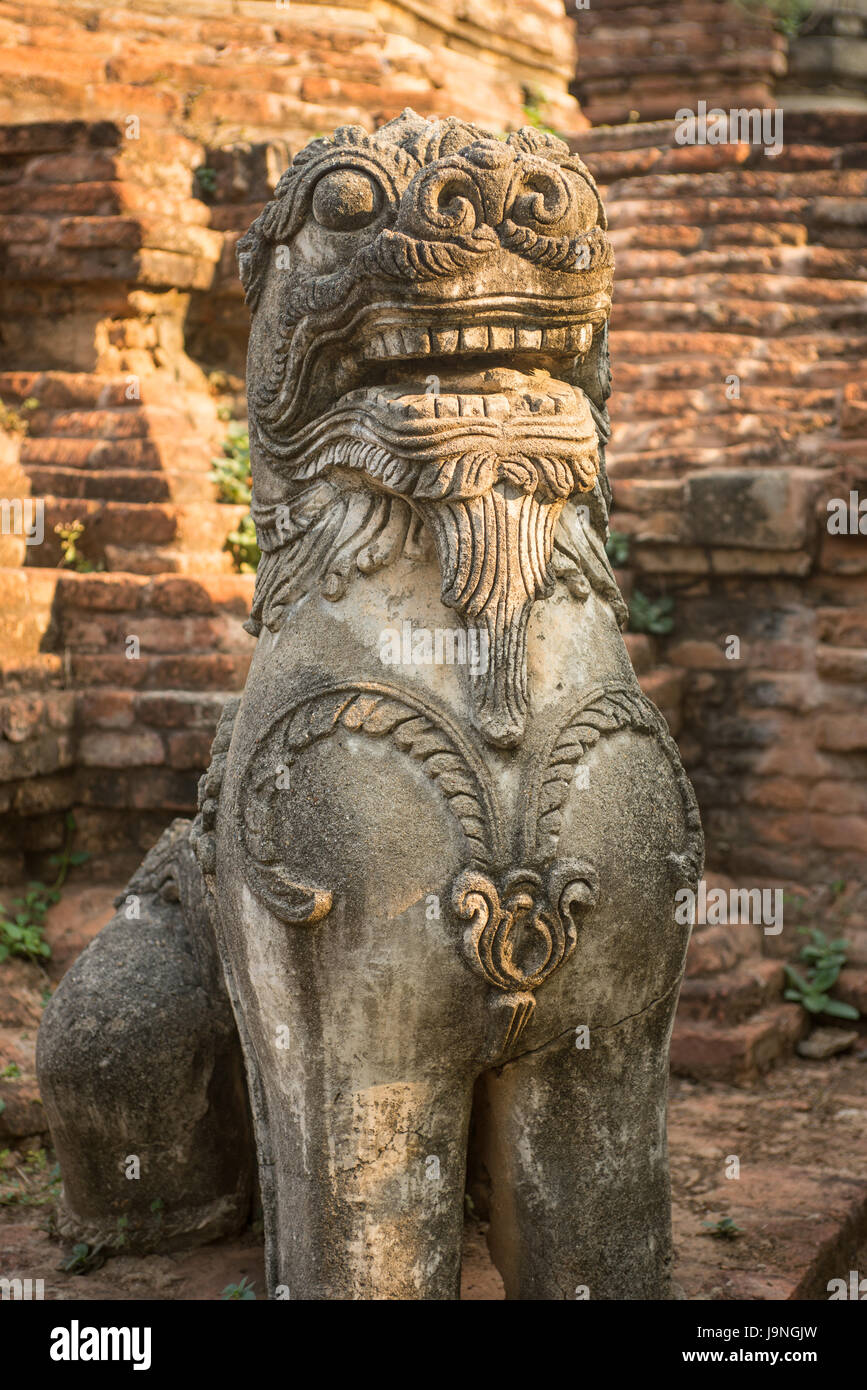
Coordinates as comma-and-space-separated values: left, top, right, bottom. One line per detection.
492, 976, 682, 1070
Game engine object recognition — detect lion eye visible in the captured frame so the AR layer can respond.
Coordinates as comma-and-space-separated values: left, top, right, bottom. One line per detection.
312, 169, 381, 231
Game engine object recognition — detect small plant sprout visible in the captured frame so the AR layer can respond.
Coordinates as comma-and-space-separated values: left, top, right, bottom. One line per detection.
221, 1276, 256, 1300
784, 927, 859, 1021
0, 814, 89, 964
702, 1216, 744, 1240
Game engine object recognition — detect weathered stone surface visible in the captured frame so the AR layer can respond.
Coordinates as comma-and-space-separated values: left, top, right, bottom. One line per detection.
34, 108, 704, 1300
180, 110, 704, 1300
36, 820, 254, 1252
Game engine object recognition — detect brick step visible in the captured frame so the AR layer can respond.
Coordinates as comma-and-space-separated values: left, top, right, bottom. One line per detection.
0, 566, 256, 667
0, 371, 220, 422
606, 195, 839, 229
612, 247, 867, 280
3, 241, 219, 292
576, 42, 783, 81
678, 958, 786, 1025
20, 437, 214, 472
612, 360, 863, 391
611, 300, 867, 337
611, 222, 812, 251
586, 144, 865, 184
0, 78, 417, 147
581, 91, 774, 127
671, 1003, 808, 1085
23, 466, 218, 504
610, 412, 838, 453
25, 406, 214, 442
23, 498, 247, 572
685, 922, 766, 978
602, 440, 851, 479
68, 652, 252, 692
0, 179, 217, 224
609, 329, 867, 359
622, 631, 658, 674
98, 546, 239, 576
606, 169, 867, 202
57, 614, 253, 662
612, 273, 867, 308
50, 569, 254, 615
0, 566, 63, 687
838, 966, 867, 1018
609, 384, 844, 413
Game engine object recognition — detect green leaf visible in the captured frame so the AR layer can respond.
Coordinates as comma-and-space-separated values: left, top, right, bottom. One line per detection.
803, 994, 829, 1013
822, 999, 860, 1021
811, 967, 841, 993
783, 964, 808, 989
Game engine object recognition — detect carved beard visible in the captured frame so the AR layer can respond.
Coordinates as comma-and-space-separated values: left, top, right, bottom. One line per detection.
250, 377, 600, 748
421, 483, 563, 747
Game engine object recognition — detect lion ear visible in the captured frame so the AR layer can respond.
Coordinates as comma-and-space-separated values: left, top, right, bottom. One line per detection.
571, 323, 613, 518
573, 321, 611, 416
236, 219, 271, 310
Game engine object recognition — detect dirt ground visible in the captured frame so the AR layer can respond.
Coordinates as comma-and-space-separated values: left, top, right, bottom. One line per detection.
2, 883, 866, 1301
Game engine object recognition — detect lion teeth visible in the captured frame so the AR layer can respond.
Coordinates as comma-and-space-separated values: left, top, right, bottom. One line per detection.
359, 322, 587, 361
483, 394, 511, 419
355, 386, 587, 421
516, 327, 543, 349
430, 328, 459, 353
400, 327, 432, 355
459, 325, 490, 352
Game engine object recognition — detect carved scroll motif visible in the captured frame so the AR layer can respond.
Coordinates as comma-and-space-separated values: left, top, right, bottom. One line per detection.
211, 680, 701, 1056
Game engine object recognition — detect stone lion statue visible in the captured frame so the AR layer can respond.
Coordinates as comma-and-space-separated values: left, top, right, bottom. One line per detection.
38, 111, 702, 1300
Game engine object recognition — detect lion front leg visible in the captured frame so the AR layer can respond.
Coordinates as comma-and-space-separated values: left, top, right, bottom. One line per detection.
209, 682, 493, 1299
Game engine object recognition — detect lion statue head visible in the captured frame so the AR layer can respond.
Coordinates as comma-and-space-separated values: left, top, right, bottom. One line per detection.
237, 109, 624, 747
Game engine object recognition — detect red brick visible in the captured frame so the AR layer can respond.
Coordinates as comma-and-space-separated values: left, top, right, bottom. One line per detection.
78, 730, 165, 768
816, 715, 867, 753
75, 690, 136, 730
165, 730, 216, 769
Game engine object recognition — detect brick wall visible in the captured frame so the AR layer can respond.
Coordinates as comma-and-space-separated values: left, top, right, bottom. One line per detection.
572, 0, 787, 125
1, 2, 866, 1081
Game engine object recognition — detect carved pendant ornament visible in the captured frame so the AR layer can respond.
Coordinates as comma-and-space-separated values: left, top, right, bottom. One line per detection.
196, 682, 703, 1055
